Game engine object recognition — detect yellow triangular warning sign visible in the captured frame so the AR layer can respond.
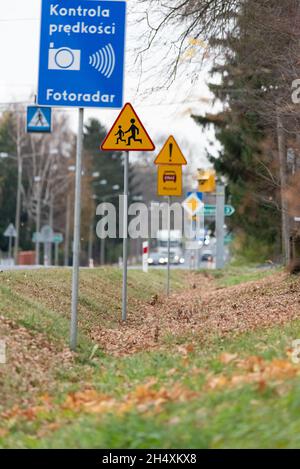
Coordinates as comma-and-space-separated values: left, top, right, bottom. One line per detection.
154, 136, 187, 166
101, 103, 155, 152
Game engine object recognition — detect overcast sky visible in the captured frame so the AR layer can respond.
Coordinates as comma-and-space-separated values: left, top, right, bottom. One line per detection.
0, 0, 221, 173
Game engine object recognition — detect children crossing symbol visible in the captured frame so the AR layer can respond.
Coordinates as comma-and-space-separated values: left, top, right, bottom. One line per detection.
101, 103, 155, 151
115, 126, 125, 144
126, 119, 142, 146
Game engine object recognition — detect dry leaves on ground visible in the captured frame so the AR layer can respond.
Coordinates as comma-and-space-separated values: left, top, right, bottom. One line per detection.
90, 272, 300, 356
206, 356, 300, 391
0, 316, 74, 409
1, 379, 199, 428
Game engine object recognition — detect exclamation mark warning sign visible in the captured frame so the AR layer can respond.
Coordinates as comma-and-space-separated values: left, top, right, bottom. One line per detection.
169, 143, 173, 162
154, 136, 188, 166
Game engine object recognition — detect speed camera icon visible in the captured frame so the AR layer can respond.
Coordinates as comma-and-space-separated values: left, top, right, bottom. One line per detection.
48, 43, 81, 71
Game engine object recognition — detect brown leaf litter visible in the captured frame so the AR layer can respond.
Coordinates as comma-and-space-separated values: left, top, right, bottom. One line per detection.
91, 271, 300, 356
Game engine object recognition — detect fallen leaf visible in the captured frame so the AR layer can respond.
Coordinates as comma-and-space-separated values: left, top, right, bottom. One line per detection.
219, 352, 238, 365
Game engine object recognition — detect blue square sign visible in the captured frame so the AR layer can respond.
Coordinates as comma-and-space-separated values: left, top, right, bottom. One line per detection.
37, 0, 126, 109
27, 106, 52, 133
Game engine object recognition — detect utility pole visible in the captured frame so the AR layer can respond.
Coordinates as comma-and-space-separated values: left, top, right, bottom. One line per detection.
14, 118, 22, 265
277, 113, 290, 265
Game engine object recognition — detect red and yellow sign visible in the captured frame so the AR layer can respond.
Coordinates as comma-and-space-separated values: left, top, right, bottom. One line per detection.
157, 165, 182, 197
155, 136, 187, 197
101, 103, 155, 152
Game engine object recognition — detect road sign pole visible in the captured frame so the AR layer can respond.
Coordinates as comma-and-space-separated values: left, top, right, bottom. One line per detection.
122, 151, 129, 321
167, 196, 171, 296
14, 127, 22, 265
70, 108, 84, 351
55, 242, 59, 267
64, 193, 71, 267
35, 179, 41, 265
8, 236, 12, 260
216, 183, 225, 269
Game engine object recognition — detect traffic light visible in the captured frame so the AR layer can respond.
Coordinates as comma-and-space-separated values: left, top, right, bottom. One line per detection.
197, 169, 216, 193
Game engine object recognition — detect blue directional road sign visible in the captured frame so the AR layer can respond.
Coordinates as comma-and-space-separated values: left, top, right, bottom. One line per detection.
37, 0, 126, 109
27, 106, 52, 133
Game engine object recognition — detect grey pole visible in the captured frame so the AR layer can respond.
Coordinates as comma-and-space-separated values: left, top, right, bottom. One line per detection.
64, 193, 71, 266
55, 242, 59, 266
167, 196, 171, 296
35, 179, 41, 265
70, 108, 84, 351
122, 151, 129, 321
100, 237, 105, 266
14, 146, 22, 265
88, 220, 93, 264
8, 236, 12, 260
216, 183, 225, 269
49, 192, 54, 266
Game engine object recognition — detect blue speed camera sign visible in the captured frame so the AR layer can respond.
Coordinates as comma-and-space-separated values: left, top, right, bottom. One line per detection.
37, 0, 126, 109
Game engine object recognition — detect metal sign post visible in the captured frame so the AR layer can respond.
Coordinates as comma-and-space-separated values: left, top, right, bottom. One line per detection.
70, 108, 84, 351
153, 137, 188, 295
216, 183, 225, 269
167, 196, 171, 296
8, 235, 13, 260
35, 176, 42, 265
37, 1, 127, 350
4, 224, 17, 261
122, 151, 129, 322
101, 103, 155, 322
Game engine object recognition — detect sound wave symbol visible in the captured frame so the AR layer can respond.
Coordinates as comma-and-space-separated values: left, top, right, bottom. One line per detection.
89, 44, 115, 78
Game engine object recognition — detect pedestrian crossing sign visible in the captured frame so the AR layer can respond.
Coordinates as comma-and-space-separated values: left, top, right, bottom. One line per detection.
27, 106, 52, 133
101, 103, 155, 152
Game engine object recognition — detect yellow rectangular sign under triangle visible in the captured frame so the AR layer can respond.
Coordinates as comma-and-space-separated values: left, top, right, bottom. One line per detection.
157, 165, 182, 197
101, 103, 155, 152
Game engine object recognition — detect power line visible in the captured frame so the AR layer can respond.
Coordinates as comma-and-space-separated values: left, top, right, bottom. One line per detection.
0, 18, 38, 23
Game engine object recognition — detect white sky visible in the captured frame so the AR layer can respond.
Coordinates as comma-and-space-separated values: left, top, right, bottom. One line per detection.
0, 0, 221, 174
